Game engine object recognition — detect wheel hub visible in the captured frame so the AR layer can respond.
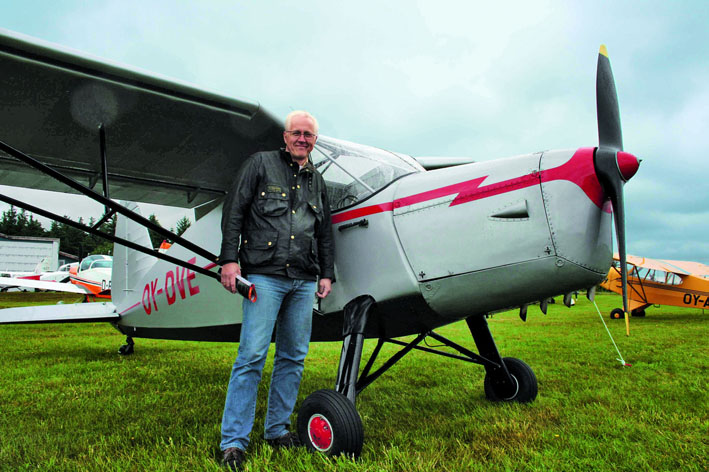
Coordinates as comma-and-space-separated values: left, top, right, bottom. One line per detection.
308, 414, 333, 452
500, 374, 520, 400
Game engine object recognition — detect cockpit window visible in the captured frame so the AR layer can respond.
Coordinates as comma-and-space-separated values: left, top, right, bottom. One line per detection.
311, 136, 423, 210
80, 255, 112, 271
90, 260, 112, 269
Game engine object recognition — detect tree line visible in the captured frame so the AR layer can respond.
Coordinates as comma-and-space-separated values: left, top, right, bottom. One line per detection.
0, 206, 191, 258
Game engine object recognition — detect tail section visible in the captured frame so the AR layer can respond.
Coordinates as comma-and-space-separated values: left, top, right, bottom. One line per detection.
112, 202, 157, 309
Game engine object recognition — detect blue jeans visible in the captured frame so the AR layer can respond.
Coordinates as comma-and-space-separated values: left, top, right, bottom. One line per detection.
220, 274, 317, 451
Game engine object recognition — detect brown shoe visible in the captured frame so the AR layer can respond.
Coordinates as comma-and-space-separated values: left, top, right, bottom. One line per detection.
266, 431, 301, 449
222, 447, 245, 471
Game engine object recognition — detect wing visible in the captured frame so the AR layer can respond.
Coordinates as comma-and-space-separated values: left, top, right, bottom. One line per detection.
0, 28, 284, 208
0, 302, 117, 324
613, 253, 668, 272
660, 259, 709, 277
0, 277, 86, 294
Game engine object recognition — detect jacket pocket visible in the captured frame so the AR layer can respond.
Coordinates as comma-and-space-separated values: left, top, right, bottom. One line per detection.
239, 230, 278, 266
258, 187, 289, 216
307, 199, 324, 224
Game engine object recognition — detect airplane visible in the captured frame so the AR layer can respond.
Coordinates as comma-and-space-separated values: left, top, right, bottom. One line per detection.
0, 28, 639, 457
602, 253, 709, 319
40, 261, 78, 283
0, 255, 111, 298
0, 257, 54, 290
68, 254, 112, 298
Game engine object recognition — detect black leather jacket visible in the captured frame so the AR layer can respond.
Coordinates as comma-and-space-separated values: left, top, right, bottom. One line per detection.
219, 149, 335, 281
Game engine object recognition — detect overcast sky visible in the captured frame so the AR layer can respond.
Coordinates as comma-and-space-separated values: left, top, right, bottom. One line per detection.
1, 1, 708, 263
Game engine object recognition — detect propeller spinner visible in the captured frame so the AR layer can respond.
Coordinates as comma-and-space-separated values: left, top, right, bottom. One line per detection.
593, 45, 640, 335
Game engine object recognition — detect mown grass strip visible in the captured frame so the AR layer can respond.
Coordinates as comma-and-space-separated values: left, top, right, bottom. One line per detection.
1, 292, 706, 471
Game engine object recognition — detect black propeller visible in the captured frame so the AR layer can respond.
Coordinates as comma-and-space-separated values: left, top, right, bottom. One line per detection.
593, 45, 639, 335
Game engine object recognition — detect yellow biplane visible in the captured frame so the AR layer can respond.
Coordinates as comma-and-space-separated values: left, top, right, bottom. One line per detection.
601, 254, 709, 319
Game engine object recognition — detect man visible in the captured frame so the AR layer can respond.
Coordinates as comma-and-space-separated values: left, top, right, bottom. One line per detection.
218, 111, 335, 470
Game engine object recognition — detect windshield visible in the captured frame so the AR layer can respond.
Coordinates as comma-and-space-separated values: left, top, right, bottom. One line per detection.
80, 255, 112, 271
311, 136, 423, 210
90, 260, 112, 269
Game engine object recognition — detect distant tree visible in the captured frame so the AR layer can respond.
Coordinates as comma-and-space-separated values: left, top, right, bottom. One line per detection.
23, 213, 46, 237
0, 206, 20, 234
0, 206, 47, 237
175, 216, 192, 237
147, 214, 164, 249
47, 216, 87, 258
90, 212, 116, 255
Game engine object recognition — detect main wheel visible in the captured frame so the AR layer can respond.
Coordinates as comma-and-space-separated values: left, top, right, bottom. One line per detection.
631, 308, 646, 317
484, 357, 538, 403
610, 308, 624, 320
297, 389, 363, 457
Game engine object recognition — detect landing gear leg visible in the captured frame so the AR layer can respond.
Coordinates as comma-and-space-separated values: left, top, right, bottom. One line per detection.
297, 295, 372, 457
467, 315, 537, 403
334, 295, 376, 404
118, 336, 134, 355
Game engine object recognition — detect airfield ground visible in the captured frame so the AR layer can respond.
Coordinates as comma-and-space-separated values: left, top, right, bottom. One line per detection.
0, 292, 706, 471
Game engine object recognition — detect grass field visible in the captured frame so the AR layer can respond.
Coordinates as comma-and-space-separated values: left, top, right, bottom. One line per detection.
1, 292, 706, 471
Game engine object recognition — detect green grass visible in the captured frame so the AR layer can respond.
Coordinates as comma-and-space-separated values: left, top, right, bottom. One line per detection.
1, 292, 706, 471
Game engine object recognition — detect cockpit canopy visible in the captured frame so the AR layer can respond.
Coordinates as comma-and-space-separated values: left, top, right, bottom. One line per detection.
79, 255, 112, 272
312, 136, 424, 211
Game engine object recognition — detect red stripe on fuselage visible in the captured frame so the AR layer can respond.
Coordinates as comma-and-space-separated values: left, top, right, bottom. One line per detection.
331, 147, 605, 225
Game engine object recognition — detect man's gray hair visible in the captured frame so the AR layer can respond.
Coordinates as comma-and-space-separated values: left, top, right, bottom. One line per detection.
285, 110, 319, 134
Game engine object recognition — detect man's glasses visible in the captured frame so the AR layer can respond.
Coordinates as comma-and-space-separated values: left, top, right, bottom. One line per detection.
285, 130, 317, 141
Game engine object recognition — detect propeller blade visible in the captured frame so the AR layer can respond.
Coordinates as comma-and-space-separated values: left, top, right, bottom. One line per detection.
597, 45, 623, 151
603, 164, 628, 319
593, 45, 639, 336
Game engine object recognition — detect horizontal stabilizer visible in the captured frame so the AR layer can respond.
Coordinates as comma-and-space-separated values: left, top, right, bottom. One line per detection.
0, 277, 86, 294
0, 302, 118, 324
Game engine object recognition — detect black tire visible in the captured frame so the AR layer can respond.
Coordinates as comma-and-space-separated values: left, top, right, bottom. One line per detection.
297, 389, 363, 457
118, 343, 134, 355
631, 308, 646, 317
484, 357, 538, 403
610, 308, 624, 320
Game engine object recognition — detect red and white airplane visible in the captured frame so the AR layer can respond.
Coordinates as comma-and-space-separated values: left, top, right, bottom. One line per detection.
1, 256, 110, 298
68, 255, 112, 298
0, 29, 638, 456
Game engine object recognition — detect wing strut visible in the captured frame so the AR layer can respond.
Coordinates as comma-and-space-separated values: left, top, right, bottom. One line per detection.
0, 192, 220, 283
0, 134, 218, 263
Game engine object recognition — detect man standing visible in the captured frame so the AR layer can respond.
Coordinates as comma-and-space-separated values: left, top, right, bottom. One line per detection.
218, 111, 334, 470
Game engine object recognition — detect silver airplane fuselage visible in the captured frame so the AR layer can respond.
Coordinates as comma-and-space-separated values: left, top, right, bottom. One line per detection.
112, 139, 612, 342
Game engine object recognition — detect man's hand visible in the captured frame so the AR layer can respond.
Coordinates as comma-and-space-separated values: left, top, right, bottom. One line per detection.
317, 278, 332, 299
221, 262, 242, 294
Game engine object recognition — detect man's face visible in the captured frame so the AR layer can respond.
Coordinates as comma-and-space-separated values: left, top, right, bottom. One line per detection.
284, 115, 317, 162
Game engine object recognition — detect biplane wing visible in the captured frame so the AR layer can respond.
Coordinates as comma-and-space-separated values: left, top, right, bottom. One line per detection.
0, 301, 117, 324
0, 28, 284, 208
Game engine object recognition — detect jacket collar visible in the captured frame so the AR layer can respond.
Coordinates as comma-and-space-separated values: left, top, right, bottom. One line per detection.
280, 148, 315, 172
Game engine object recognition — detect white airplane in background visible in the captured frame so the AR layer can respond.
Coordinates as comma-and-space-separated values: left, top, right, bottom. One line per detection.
40, 262, 78, 283
0, 29, 638, 457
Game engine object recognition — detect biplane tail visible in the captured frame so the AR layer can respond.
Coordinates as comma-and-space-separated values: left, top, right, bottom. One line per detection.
112, 202, 157, 308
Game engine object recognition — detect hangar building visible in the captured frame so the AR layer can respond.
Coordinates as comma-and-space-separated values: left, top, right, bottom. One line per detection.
0, 233, 60, 274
